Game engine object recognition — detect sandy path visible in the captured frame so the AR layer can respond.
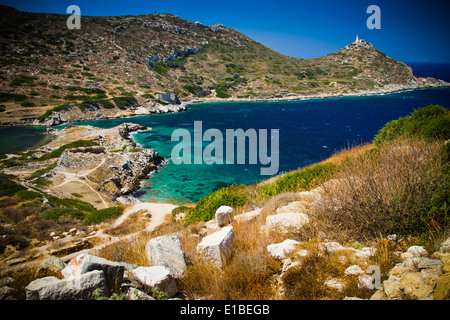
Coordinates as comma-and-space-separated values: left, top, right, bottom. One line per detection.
114, 202, 178, 232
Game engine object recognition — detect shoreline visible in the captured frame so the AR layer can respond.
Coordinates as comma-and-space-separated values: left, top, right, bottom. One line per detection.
183, 83, 450, 106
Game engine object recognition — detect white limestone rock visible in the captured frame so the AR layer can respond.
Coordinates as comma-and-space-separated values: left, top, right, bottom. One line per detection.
197, 226, 235, 267
215, 205, 233, 227
26, 270, 107, 300
265, 212, 309, 234
145, 235, 186, 278
267, 239, 300, 260
131, 266, 178, 298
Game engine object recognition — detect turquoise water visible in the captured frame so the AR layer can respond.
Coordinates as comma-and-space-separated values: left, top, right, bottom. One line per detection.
67, 88, 450, 203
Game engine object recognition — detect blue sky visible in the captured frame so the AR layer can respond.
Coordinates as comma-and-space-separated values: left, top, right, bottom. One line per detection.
1, 0, 449, 63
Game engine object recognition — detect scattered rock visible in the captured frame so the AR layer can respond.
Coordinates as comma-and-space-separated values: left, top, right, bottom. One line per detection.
324, 278, 345, 292
145, 235, 186, 278
0, 286, 16, 300
440, 238, 450, 253
131, 266, 177, 298
382, 276, 404, 300
234, 208, 261, 223
215, 205, 233, 227
61, 253, 125, 295
418, 257, 442, 271
354, 247, 376, 259
434, 273, 450, 300
344, 265, 364, 276
265, 212, 309, 234
399, 272, 435, 300
37, 257, 66, 275
26, 270, 107, 300
197, 226, 235, 267
126, 286, 155, 300
406, 246, 428, 258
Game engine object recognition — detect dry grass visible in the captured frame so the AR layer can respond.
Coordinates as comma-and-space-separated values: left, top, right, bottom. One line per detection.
92, 232, 151, 267
312, 139, 446, 242
105, 211, 147, 236
179, 219, 283, 300
320, 142, 373, 165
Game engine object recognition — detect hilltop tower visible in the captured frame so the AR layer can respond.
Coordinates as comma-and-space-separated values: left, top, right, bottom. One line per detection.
355, 34, 364, 44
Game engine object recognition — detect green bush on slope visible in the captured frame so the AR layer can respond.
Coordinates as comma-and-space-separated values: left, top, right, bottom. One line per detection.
374, 104, 450, 144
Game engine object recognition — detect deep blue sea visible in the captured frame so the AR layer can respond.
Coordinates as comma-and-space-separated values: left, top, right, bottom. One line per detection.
1, 63, 449, 203
72, 87, 450, 203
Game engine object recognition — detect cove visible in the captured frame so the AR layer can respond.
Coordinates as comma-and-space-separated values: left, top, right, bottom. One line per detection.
71, 88, 450, 204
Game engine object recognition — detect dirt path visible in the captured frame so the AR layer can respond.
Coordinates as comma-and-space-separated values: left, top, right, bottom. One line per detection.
59, 202, 179, 262
115, 202, 178, 232
51, 157, 109, 208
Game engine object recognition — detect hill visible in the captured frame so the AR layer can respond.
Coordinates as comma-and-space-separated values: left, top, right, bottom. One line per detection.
0, 5, 448, 125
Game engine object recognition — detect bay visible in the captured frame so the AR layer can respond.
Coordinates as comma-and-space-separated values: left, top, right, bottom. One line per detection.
73, 87, 450, 203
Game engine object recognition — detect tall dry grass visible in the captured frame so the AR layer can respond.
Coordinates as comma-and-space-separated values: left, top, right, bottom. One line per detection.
179, 218, 283, 300
312, 138, 447, 242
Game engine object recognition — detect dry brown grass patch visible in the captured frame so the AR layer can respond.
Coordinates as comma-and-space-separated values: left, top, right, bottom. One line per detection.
312, 139, 445, 242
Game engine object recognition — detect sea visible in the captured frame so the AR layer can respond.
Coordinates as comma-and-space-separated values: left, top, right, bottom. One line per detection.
1, 63, 450, 203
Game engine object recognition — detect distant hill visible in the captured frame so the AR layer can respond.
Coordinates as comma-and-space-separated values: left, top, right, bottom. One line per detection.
0, 6, 448, 125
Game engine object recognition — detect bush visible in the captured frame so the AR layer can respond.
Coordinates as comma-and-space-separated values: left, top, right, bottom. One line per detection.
44, 208, 86, 221
150, 62, 169, 76
15, 190, 43, 201
38, 104, 70, 122
185, 184, 248, 224
112, 96, 137, 110
49, 197, 96, 213
0, 174, 26, 197
83, 207, 124, 225
9, 75, 35, 86
374, 105, 450, 145
20, 101, 35, 108
0, 92, 27, 102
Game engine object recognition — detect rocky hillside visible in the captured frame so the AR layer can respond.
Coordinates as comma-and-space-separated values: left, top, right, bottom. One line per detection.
0, 5, 448, 126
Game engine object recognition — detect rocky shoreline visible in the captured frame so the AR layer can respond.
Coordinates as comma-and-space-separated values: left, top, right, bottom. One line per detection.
1, 123, 164, 208
0, 79, 448, 128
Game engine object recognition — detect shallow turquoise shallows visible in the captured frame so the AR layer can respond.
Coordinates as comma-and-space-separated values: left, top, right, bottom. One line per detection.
67, 88, 450, 203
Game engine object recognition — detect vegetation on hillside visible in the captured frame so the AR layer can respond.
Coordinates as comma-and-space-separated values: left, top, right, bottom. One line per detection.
0, 173, 124, 254
0, 5, 433, 124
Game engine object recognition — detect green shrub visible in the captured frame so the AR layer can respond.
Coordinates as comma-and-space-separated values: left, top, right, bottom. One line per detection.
44, 208, 86, 221
185, 184, 248, 224
83, 207, 124, 225
38, 104, 70, 122
171, 205, 191, 217
20, 101, 35, 108
50, 197, 96, 213
150, 62, 169, 76
0, 92, 27, 102
31, 163, 57, 178
9, 75, 35, 86
259, 162, 336, 199
112, 96, 137, 110
15, 190, 43, 201
63, 94, 89, 101
43, 140, 99, 159
0, 174, 26, 197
